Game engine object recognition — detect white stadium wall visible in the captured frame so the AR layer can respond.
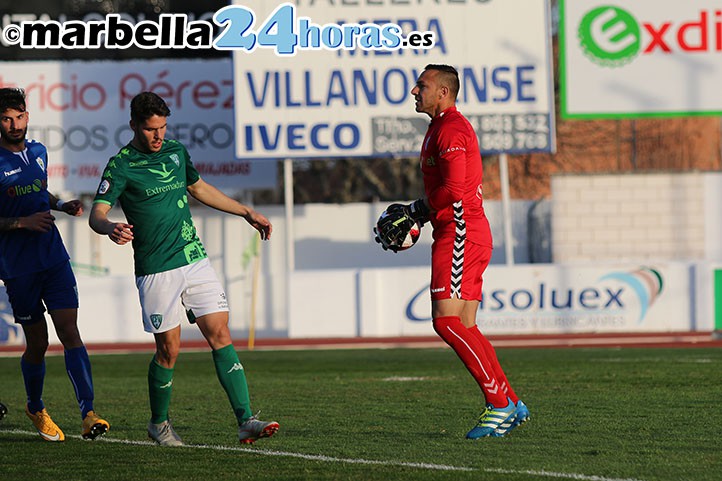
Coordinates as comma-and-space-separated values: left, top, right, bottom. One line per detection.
551, 172, 711, 263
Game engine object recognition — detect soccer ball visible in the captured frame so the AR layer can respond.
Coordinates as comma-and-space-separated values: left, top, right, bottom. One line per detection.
395, 219, 421, 251
375, 210, 422, 252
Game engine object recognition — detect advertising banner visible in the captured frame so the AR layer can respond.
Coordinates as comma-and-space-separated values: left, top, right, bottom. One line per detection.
231, 0, 556, 159
0, 59, 277, 194
560, 0, 722, 118
0, 262, 699, 345
361, 263, 693, 336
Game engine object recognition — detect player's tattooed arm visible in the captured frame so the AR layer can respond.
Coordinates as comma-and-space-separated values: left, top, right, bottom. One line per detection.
0, 217, 20, 231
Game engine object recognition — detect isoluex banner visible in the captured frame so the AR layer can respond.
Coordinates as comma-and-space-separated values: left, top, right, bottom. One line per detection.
0, 59, 277, 194
560, 0, 722, 118
395, 263, 691, 335
229, 0, 555, 159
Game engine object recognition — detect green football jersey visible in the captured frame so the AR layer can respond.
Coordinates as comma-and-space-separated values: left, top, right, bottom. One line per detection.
93, 139, 206, 276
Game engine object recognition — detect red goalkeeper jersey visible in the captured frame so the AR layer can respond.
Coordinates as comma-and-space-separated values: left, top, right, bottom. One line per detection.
420, 106, 492, 245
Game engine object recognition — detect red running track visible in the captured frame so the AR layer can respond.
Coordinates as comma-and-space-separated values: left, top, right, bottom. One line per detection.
1, 331, 722, 356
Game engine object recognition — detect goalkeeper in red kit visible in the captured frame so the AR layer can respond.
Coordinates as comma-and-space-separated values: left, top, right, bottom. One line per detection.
377, 64, 529, 438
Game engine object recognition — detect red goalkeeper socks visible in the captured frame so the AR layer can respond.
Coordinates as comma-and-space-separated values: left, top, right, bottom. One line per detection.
432, 316, 507, 407
468, 325, 519, 403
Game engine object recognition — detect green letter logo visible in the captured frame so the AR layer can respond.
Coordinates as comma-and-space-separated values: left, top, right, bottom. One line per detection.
578, 6, 640, 67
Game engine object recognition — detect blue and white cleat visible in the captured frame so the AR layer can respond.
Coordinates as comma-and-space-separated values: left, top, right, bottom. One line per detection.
466, 398, 517, 439
492, 399, 530, 437
512, 400, 530, 427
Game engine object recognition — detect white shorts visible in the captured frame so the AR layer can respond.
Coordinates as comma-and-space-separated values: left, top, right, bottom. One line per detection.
136, 258, 229, 334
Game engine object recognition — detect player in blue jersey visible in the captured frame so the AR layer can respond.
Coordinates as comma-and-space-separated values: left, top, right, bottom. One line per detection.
0, 88, 109, 441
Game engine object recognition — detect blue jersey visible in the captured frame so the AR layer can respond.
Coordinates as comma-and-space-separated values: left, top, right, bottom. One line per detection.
0, 140, 69, 279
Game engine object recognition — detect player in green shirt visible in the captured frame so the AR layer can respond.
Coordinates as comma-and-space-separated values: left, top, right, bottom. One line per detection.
89, 92, 278, 446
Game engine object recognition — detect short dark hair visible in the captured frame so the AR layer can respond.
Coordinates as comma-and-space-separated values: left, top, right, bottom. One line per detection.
424, 64, 460, 99
130, 92, 171, 123
0, 88, 27, 113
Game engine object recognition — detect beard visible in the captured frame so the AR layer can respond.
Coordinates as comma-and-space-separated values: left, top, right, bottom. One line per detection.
1, 127, 26, 144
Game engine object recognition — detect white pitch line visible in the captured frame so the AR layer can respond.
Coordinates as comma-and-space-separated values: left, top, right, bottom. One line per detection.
3, 429, 471, 472
2, 429, 646, 481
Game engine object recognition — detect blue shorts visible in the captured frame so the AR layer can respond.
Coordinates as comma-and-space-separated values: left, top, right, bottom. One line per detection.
4, 261, 78, 325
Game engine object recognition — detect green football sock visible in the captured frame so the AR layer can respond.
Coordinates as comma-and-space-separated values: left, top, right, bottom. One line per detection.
148, 358, 174, 424
212, 344, 251, 423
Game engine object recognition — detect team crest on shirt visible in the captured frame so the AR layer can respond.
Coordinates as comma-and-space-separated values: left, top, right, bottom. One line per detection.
150, 314, 163, 329
36, 157, 45, 172
170, 153, 180, 167
425, 156, 436, 166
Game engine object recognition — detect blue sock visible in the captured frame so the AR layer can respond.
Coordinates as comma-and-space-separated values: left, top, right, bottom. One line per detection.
64, 346, 95, 418
20, 357, 45, 414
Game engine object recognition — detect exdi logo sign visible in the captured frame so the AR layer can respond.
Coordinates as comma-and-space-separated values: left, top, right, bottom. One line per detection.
576, 4, 718, 67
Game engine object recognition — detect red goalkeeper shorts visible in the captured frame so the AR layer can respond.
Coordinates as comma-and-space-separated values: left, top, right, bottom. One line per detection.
430, 235, 492, 301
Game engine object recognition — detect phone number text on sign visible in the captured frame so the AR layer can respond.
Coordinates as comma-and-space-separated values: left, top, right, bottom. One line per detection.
471, 114, 551, 153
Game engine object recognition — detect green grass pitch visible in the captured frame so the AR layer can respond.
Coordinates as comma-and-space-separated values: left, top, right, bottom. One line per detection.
1, 346, 721, 481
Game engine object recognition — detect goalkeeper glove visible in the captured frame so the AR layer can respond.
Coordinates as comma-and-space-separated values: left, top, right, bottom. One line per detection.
387, 199, 430, 226
374, 207, 415, 253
